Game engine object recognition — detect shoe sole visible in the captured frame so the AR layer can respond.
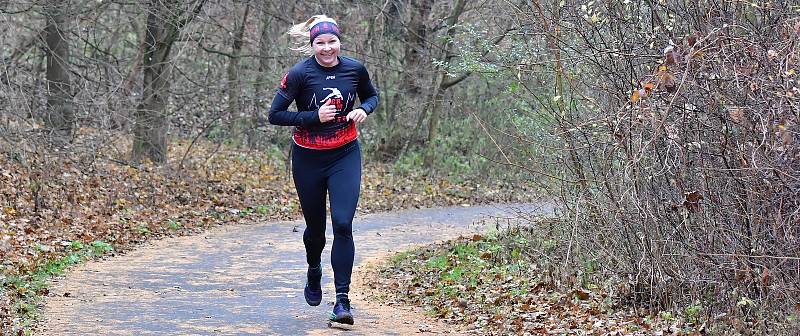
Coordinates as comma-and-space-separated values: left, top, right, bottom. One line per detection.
305, 297, 322, 306
329, 312, 354, 325
328, 320, 355, 330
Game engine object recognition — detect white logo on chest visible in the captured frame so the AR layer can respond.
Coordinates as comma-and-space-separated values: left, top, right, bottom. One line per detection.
326, 75, 336, 80
321, 88, 343, 103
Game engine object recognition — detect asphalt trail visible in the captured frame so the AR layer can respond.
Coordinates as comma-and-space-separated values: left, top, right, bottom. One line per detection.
40, 203, 550, 335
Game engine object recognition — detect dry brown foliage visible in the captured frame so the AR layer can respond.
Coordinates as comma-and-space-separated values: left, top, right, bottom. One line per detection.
0, 135, 534, 332
506, 2, 800, 332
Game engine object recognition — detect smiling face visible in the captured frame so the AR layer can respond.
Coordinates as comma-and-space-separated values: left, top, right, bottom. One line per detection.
312, 33, 340, 67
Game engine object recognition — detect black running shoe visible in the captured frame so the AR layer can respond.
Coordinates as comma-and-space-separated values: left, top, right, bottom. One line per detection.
304, 284, 322, 306
304, 265, 322, 306
329, 297, 353, 325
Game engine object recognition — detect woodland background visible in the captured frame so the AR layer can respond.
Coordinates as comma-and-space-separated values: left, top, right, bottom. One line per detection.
0, 0, 798, 334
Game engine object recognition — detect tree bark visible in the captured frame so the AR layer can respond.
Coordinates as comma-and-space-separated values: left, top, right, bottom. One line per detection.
423, 0, 466, 168
43, 0, 74, 143
253, 2, 277, 105
383, 0, 403, 37
132, 0, 206, 164
401, 0, 432, 100
249, 1, 287, 148
379, 0, 433, 159
226, 2, 250, 142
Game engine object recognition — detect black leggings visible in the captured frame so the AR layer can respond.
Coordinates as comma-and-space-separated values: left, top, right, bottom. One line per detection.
292, 140, 360, 295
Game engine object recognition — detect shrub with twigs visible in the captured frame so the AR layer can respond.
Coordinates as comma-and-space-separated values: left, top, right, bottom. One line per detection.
496, 1, 799, 332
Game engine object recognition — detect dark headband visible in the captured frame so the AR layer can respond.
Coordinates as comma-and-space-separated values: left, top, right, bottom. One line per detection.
309, 21, 340, 43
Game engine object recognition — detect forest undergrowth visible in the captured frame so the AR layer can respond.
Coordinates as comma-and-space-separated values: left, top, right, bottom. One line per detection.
363, 224, 800, 335
0, 135, 535, 333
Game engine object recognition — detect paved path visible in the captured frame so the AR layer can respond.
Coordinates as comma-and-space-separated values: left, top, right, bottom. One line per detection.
40, 203, 551, 335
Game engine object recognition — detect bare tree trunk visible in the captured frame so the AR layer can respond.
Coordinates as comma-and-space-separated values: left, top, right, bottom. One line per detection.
226, 2, 250, 143
383, 0, 403, 37
249, 1, 286, 149
132, 0, 206, 164
253, 2, 277, 107
400, 0, 432, 100
423, 0, 466, 168
390, 0, 434, 159
43, 0, 74, 143
422, 76, 445, 168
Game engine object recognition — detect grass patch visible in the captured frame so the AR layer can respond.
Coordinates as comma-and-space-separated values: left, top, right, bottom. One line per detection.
366, 226, 723, 334
2, 240, 113, 333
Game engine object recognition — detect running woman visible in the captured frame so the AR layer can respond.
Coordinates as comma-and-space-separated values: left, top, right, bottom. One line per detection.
267, 15, 379, 325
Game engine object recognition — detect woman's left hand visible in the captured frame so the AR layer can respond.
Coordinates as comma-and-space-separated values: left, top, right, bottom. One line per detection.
346, 108, 368, 124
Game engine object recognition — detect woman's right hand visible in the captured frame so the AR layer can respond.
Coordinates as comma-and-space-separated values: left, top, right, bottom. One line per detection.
318, 99, 337, 123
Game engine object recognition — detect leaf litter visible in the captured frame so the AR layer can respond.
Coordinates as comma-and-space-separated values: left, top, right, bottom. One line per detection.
0, 139, 534, 333
362, 233, 708, 335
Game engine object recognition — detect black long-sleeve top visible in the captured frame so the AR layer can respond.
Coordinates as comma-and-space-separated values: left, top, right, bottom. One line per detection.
268, 56, 379, 149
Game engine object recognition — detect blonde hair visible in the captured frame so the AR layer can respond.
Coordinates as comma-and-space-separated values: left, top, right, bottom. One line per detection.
288, 15, 338, 55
